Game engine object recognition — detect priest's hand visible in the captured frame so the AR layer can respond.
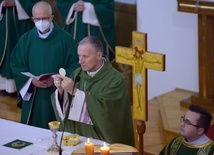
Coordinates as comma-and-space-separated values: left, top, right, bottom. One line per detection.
32, 77, 54, 88
3, 0, 15, 7
74, 0, 84, 12
59, 75, 76, 95
54, 75, 64, 97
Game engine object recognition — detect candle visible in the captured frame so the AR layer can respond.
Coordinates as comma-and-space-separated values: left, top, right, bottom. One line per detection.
85, 138, 94, 155
100, 142, 110, 155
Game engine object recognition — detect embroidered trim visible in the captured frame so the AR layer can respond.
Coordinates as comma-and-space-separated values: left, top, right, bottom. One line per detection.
0, 8, 8, 67
170, 137, 182, 155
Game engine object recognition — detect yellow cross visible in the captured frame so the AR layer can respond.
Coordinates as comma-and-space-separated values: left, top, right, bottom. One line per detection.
116, 31, 165, 121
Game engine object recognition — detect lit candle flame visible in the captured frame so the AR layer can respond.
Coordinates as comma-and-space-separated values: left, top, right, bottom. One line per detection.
103, 142, 107, 147
87, 138, 90, 143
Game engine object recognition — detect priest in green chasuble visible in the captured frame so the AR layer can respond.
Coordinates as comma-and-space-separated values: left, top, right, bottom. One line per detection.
51, 36, 134, 146
0, 0, 39, 93
57, 0, 115, 61
159, 104, 214, 155
10, 1, 79, 129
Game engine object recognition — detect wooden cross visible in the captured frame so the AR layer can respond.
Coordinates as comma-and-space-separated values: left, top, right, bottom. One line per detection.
116, 31, 165, 121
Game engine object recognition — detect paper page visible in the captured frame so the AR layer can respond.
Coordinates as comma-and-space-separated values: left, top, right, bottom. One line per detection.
21, 72, 55, 81
21, 72, 37, 79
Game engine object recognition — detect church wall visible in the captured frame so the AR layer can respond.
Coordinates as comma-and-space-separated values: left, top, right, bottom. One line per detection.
137, 0, 199, 100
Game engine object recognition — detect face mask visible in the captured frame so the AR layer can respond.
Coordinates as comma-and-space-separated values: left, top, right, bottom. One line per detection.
35, 20, 50, 33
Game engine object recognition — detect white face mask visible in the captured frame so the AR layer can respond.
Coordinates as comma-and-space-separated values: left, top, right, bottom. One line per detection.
35, 20, 50, 33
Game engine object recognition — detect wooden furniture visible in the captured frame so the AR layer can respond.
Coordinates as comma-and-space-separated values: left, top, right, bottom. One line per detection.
206, 124, 214, 141
177, 0, 214, 112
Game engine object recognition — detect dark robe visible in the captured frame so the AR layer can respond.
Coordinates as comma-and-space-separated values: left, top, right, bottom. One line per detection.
0, 0, 38, 80
160, 136, 214, 155
57, 0, 116, 61
10, 22, 79, 129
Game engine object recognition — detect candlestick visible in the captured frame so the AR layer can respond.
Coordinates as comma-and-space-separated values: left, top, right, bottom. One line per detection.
100, 142, 110, 155
85, 138, 94, 155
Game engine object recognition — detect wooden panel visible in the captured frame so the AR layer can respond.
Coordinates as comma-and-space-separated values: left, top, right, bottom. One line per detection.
177, 0, 214, 15
114, 2, 136, 47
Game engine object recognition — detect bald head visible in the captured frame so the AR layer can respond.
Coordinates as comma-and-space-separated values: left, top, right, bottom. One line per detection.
32, 1, 52, 17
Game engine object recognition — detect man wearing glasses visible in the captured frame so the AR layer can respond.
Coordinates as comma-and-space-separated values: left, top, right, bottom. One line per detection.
159, 104, 214, 155
10, 1, 79, 129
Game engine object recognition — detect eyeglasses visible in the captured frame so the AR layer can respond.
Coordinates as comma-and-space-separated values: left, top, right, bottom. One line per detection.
31, 16, 51, 22
180, 116, 200, 128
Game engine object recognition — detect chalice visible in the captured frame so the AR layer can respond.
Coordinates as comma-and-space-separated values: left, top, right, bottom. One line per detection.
47, 121, 61, 153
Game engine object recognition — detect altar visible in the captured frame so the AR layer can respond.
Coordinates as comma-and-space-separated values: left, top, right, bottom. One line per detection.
0, 118, 102, 154
0, 119, 138, 155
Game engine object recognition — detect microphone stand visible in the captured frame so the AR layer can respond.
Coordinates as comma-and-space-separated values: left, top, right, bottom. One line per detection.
59, 76, 80, 155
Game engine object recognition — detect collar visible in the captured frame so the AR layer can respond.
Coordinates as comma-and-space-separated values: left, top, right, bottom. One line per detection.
87, 58, 106, 77
37, 22, 54, 39
184, 134, 211, 145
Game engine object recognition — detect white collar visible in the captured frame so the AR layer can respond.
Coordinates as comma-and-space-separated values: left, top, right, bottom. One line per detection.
37, 22, 54, 39
184, 134, 211, 145
87, 58, 105, 77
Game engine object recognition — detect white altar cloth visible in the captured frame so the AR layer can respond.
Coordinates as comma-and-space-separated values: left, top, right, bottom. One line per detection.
0, 118, 104, 155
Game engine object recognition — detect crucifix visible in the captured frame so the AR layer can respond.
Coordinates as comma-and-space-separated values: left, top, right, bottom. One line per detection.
115, 31, 165, 154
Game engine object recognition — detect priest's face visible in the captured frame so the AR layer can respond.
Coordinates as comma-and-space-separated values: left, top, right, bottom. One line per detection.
179, 110, 203, 142
32, 2, 53, 34
78, 44, 103, 72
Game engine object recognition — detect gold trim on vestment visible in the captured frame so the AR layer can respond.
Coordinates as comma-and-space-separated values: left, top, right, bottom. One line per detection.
0, 8, 8, 67
26, 87, 36, 124
73, 15, 77, 40
97, 19, 115, 55
168, 137, 214, 155
71, 11, 115, 58
181, 137, 214, 148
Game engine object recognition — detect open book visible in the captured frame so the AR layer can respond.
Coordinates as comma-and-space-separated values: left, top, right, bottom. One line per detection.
72, 143, 138, 155
21, 72, 55, 81
20, 72, 55, 101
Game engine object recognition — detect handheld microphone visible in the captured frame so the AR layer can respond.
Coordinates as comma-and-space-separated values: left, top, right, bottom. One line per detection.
59, 76, 80, 155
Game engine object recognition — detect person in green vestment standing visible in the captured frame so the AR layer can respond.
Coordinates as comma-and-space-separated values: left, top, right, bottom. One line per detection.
10, 1, 79, 129
0, 0, 40, 94
159, 104, 214, 155
51, 36, 134, 146
56, 0, 116, 61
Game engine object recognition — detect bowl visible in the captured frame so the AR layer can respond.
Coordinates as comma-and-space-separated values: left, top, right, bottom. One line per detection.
62, 135, 80, 146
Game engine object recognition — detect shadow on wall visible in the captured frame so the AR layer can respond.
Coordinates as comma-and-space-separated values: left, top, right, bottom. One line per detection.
113, 2, 136, 104
44, 0, 62, 25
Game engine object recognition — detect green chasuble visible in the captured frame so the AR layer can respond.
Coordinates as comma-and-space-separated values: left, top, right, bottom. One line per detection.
159, 136, 214, 155
10, 22, 79, 129
57, 0, 116, 61
51, 58, 135, 146
0, 0, 38, 79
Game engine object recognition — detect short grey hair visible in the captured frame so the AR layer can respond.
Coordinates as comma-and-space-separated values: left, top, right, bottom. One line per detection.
79, 36, 103, 53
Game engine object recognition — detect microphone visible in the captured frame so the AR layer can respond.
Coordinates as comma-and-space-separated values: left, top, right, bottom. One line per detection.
59, 76, 80, 155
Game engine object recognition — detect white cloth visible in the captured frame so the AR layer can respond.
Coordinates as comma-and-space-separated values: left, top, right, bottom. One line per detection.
0, 2, 3, 21
0, 76, 16, 93
55, 89, 93, 125
0, 1, 29, 21
66, 2, 99, 26
14, 0, 29, 20
134, 73, 142, 87
0, 118, 106, 155
82, 2, 99, 26
37, 22, 54, 39
19, 78, 33, 101
184, 134, 211, 145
